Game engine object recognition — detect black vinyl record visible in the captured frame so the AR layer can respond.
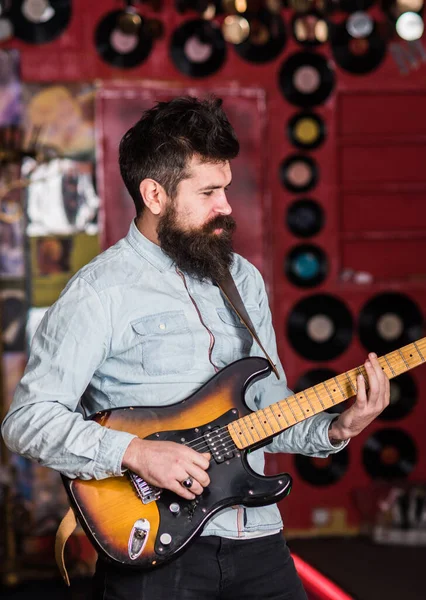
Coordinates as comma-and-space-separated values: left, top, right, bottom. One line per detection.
287, 294, 353, 361
233, 10, 286, 64
278, 52, 335, 108
280, 154, 318, 193
330, 20, 387, 75
171, 19, 226, 78
337, 0, 375, 12
10, 0, 71, 44
379, 373, 417, 422
294, 368, 349, 414
358, 293, 423, 354
286, 199, 325, 238
287, 112, 326, 150
284, 244, 328, 288
95, 10, 153, 69
291, 12, 329, 48
363, 428, 417, 480
295, 447, 349, 486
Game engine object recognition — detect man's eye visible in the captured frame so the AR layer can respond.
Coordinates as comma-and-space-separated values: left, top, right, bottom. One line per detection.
203, 191, 213, 196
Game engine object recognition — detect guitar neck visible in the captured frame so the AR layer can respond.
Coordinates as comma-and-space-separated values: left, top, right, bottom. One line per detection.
228, 337, 426, 450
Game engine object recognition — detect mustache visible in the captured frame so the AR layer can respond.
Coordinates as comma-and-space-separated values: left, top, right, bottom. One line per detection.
202, 215, 237, 234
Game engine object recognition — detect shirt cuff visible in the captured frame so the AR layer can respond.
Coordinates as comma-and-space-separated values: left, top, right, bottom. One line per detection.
310, 412, 350, 455
94, 428, 138, 479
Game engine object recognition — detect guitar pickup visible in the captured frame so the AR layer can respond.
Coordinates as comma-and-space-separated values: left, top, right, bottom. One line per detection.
204, 428, 235, 464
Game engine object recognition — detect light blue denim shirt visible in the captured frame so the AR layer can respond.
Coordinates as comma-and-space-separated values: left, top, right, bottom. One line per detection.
2, 220, 346, 538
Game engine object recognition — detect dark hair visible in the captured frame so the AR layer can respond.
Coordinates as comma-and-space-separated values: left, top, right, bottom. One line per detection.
119, 96, 240, 216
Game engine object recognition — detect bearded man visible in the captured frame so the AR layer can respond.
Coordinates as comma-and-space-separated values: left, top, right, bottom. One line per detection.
2, 96, 389, 600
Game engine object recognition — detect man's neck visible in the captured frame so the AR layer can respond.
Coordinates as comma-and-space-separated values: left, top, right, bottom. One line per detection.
135, 215, 160, 246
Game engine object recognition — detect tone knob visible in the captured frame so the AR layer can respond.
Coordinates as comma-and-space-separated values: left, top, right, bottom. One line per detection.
169, 502, 181, 514
160, 533, 172, 546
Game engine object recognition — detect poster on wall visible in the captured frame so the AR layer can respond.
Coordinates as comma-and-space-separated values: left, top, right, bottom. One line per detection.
29, 232, 100, 307
96, 83, 268, 276
22, 82, 95, 160
23, 158, 99, 236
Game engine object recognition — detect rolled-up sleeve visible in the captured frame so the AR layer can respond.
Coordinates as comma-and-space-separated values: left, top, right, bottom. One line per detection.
1, 276, 136, 480
245, 265, 348, 457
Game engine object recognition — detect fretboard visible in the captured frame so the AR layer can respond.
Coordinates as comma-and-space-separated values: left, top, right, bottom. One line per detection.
227, 337, 426, 450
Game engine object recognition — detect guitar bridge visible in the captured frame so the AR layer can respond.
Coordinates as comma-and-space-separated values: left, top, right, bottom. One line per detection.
129, 472, 161, 504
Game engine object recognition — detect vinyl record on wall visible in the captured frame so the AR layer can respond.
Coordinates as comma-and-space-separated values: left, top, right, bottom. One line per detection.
358, 293, 423, 354
291, 12, 329, 47
378, 372, 417, 422
171, 19, 227, 78
287, 294, 353, 361
330, 18, 387, 75
284, 244, 328, 288
362, 428, 417, 480
95, 9, 153, 68
287, 112, 326, 150
10, 0, 71, 44
337, 0, 376, 12
294, 368, 349, 414
295, 447, 349, 486
233, 10, 286, 63
280, 155, 318, 193
278, 52, 335, 108
286, 199, 325, 238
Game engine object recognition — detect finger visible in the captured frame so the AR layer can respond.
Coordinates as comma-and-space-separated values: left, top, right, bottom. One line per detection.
369, 353, 386, 384
356, 373, 367, 409
364, 359, 379, 402
190, 450, 211, 470
187, 464, 211, 488
169, 480, 196, 501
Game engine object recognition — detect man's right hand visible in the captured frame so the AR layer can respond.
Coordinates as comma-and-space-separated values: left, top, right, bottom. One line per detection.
122, 438, 211, 500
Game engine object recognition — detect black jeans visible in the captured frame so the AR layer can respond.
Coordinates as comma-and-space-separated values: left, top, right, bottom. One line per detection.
92, 533, 308, 600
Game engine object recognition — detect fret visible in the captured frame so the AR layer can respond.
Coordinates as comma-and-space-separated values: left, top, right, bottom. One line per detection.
302, 390, 316, 415
253, 409, 275, 438
286, 397, 299, 422
413, 341, 425, 362
356, 366, 368, 387
312, 385, 326, 410
267, 405, 284, 430
245, 414, 261, 443
383, 354, 396, 377
270, 403, 290, 428
397, 348, 409, 370
264, 406, 281, 434
345, 372, 357, 395
323, 381, 336, 405
237, 417, 255, 445
228, 421, 249, 448
333, 376, 346, 401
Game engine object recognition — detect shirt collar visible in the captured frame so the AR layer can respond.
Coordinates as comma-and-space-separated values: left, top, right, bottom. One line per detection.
126, 219, 175, 272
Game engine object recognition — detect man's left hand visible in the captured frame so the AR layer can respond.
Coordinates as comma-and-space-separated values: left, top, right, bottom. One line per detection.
328, 352, 390, 443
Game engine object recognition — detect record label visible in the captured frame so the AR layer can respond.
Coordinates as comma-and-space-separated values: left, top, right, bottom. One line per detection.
287, 294, 353, 361
358, 293, 423, 354
10, 0, 71, 44
363, 428, 417, 480
286, 199, 325, 238
284, 243, 328, 288
280, 154, 318, 193
279, 52, 335, 108
233, 10, 286, 63
295, 447, 349, 486
330, 19, 387, 74
95, 9, 153, 69
287, 112, 326, 150
171, 19, 226, 78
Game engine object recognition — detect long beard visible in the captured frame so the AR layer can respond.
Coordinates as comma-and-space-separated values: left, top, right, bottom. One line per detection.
157, 205, 236, 282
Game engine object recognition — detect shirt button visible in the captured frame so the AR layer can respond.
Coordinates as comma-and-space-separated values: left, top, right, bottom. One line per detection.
159, 323, 166, 330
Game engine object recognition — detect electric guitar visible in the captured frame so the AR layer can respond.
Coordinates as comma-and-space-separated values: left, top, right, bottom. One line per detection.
62, 337, 426, 569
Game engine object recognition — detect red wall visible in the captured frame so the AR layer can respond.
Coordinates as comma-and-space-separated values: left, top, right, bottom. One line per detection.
5, 0, 426, 535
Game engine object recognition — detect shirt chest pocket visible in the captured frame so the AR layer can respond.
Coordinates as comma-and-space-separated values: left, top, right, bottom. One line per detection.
131, 310, 194, 376
216, 306, 257, 361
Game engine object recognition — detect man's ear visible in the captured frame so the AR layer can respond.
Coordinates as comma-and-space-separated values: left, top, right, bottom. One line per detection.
139, 179, 167, 215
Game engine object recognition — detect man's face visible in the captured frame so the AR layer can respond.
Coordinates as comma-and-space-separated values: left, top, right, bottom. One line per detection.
157, 156, 237, 282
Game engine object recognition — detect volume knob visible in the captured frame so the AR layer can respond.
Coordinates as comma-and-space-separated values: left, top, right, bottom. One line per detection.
169, 502, 181, 515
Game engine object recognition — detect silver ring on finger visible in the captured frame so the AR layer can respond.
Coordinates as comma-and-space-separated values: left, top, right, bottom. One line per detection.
181, 476, 194, 489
